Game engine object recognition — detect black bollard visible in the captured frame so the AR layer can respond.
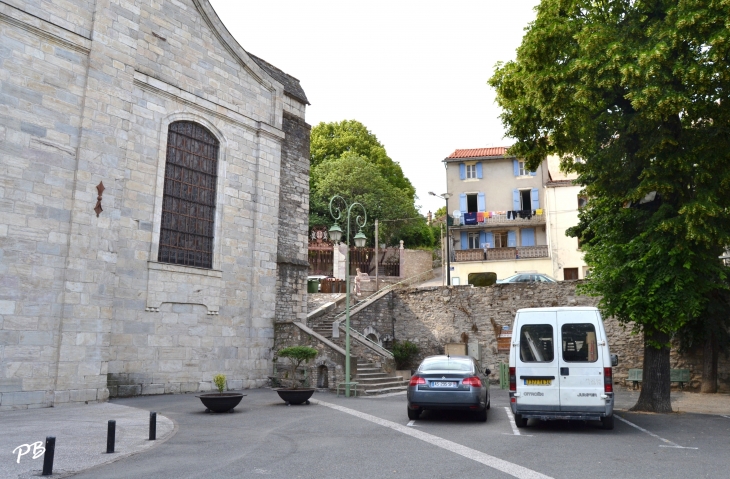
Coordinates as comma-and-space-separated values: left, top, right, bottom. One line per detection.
149, 412, 157, 441
106, 420, 116, 453
41, 436, 55, 476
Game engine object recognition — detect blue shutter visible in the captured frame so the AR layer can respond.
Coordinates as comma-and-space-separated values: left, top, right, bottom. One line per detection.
461, 231, 468, 250
477, 192, 486, 212
476, 162, 483, 179
507, 230, 517, 247
459, 163, 466, 180
485, 231, 494, 248
531, 188, 540, 210
459, 193, 467, 215
521, 228, 535, 246
513, 159, 519, 176
512, 189, 521, 210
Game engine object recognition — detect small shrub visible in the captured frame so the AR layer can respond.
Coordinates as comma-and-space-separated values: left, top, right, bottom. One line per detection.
277, 346, 318, 389
213, 373, 227, 394
391, 340, 419, 370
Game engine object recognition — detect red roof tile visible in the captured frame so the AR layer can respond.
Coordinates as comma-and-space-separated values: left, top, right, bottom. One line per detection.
445, 147, 512, 159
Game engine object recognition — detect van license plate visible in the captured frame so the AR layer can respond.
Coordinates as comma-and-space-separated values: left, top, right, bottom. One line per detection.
432, 382, 456, 388
525, 379, 551, 386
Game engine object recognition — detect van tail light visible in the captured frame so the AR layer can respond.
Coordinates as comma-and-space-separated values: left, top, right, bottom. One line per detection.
604, 367, 613, 393
509, 367, 516, 392
409, 376, 426, 387
462, 376, 482, 388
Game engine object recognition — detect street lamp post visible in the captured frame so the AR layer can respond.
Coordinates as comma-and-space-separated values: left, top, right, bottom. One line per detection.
429, 192, 452, 286
327, 195, 367, 398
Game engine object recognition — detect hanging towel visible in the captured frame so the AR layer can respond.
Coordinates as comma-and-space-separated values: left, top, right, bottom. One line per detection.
536, 208, 544, 215
477, 212, 485, 223
464, 212, 478, 225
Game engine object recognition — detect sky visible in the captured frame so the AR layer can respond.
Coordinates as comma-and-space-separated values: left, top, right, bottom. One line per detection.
209, 0, 541, 215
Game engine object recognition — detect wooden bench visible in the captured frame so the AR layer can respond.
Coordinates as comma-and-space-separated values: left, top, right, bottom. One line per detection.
627, 369, 691, 389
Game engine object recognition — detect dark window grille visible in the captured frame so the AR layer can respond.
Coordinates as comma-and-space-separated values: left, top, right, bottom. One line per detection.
158, 121, 219, 268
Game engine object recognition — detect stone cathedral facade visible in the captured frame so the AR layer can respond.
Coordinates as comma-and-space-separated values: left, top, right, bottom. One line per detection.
0, 0, 310, 409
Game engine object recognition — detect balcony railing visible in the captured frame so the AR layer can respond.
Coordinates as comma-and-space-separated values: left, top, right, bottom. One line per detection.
454, 245, 549, 262
452, 213, 546, 228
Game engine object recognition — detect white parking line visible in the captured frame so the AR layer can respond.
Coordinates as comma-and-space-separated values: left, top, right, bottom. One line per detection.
313, 399, 552, 479
407, 420, 416, 427
721, 415, 730, 420
504, 407, 521, 436
615, 415, 698, 450
366, 391, 407, 398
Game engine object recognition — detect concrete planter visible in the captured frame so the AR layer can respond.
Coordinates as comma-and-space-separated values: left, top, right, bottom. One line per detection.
396, 370, 412, 381
275, 388, 315, 405
197, 393, 245, 413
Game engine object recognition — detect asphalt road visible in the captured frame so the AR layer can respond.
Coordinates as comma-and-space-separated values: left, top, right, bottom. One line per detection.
69, 388, 730, 479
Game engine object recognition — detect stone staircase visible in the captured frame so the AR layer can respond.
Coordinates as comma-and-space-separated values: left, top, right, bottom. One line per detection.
355, 361, 409, 396
308, 306, 408, 396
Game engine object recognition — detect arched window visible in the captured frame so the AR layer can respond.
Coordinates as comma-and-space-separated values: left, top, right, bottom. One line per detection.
158, 121, 219, 268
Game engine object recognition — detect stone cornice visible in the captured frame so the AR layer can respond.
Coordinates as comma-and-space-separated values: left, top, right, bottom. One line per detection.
0, 1, 91, 54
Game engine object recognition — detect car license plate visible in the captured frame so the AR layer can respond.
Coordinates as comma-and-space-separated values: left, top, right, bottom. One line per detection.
525, 379, 551, 386
432, 381, 456, 388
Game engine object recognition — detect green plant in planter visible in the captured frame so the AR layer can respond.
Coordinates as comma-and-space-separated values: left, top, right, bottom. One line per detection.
277, 346, 318, 389
213, 373, 227, 394
391, 340, 419, 371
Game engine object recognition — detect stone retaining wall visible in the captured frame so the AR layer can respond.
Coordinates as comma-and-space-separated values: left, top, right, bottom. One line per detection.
347, 282, 730, 391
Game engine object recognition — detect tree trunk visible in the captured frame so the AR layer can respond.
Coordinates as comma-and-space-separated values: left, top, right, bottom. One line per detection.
631, 330, 672, 413
701, 334, 718, 393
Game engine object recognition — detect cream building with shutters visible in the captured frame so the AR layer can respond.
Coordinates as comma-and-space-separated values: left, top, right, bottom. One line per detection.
442, 148, 587, 284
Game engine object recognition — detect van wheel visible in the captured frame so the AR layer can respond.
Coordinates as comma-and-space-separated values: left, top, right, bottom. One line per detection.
408, 407, 421, 420
601, 415, 614, 430
514, 413, 528, 428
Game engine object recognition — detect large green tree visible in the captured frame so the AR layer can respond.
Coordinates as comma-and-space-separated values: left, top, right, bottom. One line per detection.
310, 120, 416, 199
490, 0, 730, 411
310, 153, 433, 248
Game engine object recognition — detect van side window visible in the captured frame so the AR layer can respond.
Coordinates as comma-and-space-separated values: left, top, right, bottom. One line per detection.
519, 324, 554, 362
561, 323, 598, 362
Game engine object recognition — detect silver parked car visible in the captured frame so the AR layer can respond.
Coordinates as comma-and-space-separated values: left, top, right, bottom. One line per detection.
406, 355, 491, 422
496, 273, 557, 284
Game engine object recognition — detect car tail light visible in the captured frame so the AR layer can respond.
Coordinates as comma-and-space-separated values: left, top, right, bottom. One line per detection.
409, 376, 426, 387
604, 367, 613, 393
509, 367, 516, 391
462, 376, 482, 387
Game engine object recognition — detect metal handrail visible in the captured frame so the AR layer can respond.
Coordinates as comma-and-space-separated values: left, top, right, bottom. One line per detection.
331, 269, 435, 359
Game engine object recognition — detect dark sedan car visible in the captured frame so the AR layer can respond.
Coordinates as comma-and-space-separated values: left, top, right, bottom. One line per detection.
406, 355, 491, 422
496, 273, 556, 284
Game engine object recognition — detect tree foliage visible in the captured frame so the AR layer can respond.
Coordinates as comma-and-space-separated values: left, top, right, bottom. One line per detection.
490, 0, 730, 411
309, 121, 434, 248
310, 120, 415, 199
309, 153, 433, 247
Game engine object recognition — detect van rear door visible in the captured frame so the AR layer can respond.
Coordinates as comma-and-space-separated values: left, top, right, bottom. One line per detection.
515, 310, 560, 411
557, 310, 605, 411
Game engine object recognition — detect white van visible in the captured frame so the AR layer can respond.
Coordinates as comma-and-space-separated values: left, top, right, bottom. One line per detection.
508, 307, 618, 430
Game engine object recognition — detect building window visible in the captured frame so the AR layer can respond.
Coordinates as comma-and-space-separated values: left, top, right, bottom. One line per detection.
578, 196, 587, 208
467, 194, 478, 213
520, 189, 531, 210
518, 161, 528, 176
466, 164, 477, 179
468, 232, 480, 249
158, 121, 219, 269
564, 268, 579, 280
494, 231, 509, 248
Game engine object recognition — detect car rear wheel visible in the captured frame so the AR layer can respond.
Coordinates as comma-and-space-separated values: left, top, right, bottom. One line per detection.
486, 396, 491, 410
601, 414, 614, 430
407, 407, 421, 420
514, 413, 528, 428
475, 407, 488, 422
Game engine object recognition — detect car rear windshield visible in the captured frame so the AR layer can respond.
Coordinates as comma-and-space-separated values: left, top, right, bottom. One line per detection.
420, 359, 473, 371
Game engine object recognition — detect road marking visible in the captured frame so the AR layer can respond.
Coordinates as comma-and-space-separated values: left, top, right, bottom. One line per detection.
615, 415, 698, 450
312, 399, 552, 479
407, 420, 416, 427
721, 415, 730, 420
504, 407, 521, 436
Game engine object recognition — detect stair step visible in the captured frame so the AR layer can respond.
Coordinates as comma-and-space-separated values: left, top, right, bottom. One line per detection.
363, 386, 408, 395
358, 380, 409, 389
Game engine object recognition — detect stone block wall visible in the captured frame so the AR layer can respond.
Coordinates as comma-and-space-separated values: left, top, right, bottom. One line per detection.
346, 282, 729, 391
401, 249, 433, 280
